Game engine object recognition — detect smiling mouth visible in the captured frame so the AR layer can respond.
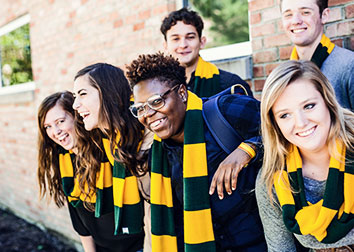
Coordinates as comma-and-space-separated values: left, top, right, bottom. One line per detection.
291, 28, 307, 34
79, 112, 90, 120
58, 133, 69, 143
297, 126, 316, 137
149, 118, 166, 130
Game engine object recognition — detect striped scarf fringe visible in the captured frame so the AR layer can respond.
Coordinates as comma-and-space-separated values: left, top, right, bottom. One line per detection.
273, 140, 354, 243
150, 91, 216, 252
193, 56, 222, 97
290, 34, 335, 68
59, 139, 143, 236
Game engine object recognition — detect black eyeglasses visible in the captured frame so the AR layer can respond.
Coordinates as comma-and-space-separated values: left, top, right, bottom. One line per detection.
129, 84, 181, 118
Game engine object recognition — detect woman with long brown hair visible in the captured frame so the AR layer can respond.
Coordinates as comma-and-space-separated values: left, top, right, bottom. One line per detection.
72, 63, 152, 252
37, 91, 103, 251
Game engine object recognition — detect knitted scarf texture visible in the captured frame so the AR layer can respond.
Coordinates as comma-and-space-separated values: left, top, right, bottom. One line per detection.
273, 141, 354, 243
192, 56, 222, 97
290, 34, 335, 68
150, 91, 216, 252
59, 137, 143, 236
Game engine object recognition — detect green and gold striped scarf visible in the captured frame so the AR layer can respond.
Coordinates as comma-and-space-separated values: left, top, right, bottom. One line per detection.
273, 141, 354, 243
290, 34, 335, 68
59, 138, 143, 235
192, 56, 222, 97
150, 91, 216, 252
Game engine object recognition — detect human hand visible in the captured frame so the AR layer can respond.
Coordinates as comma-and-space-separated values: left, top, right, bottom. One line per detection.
209, 147, 252, 200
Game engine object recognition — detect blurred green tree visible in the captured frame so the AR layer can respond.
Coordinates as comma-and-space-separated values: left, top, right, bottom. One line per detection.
190, 0, 249, 47
0, 23, 33, 86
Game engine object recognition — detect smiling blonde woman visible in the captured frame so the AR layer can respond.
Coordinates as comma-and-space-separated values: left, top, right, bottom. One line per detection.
256, 60, 354, 252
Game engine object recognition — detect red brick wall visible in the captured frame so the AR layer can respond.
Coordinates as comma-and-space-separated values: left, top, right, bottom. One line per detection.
249, 0, 354, 95
0, 0, 175, 244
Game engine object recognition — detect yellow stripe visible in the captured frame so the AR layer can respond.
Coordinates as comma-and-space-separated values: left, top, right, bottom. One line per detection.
296, 204, 337, 241
290, 47, 299, 60
123, 176, 140, 204
183, 143, 208, 178
195, 56, 219, 79
238, 142, 256, 158
103, 138, 114, 166
96, 162, 113, 190
152, 235, 178, 252
59, 153, 74, 177
150, 173, 173, 207
320, 34, 335, 54
286, 146, 302, 173
184, 209, 215, 244
154, 134, 162, 142
274, 171, 295, 206
186, 91, 203, 111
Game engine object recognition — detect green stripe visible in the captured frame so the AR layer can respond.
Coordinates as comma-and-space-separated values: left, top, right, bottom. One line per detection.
345, 150, 354, 174
185, 241, 216, 252
151, 142, 170, 177
151, 204, 176, 236
193, 75, 221, 98
282, 204, 301, 234
62, 177, 75, 196
184, 110, 204, 145
322, 214, 354, 243
311, 43, 330, 68
323, 168, 343, 210
115, 203, 144, 235
184, 176, 210, 211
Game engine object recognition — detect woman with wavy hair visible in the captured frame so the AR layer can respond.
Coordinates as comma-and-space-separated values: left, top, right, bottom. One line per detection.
37, 91, 104, 251
256, 60, 354, 251
72, 63, 152, 252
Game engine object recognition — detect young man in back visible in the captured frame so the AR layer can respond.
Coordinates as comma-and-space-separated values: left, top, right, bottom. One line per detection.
281, 0, 353, 110
161, 7, 252, 98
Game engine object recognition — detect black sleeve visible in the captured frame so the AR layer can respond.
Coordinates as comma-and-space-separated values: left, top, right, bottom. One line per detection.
67, 203, 91, 236
219, 69, 253, 97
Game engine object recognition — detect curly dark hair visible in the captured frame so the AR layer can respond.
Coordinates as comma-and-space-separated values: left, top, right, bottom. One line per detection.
126, 52, 187, 89
160, 7, 204, 40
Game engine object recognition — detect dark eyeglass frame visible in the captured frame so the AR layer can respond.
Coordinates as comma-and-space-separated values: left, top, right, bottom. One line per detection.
129, 84, 181, 118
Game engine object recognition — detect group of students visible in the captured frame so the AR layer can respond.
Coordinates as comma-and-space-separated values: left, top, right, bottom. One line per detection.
36, 2, 353, 252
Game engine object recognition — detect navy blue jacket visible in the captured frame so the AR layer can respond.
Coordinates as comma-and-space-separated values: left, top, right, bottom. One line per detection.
149, 94, 267, 251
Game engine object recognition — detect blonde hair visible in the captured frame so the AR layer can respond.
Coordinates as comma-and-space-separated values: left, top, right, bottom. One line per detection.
260, 60, 354, 199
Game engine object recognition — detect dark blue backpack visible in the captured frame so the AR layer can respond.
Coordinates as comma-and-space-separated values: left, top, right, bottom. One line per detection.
202, 84, 250, 154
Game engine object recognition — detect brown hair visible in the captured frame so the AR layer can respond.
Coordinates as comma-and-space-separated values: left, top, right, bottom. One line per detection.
74, 63, 145, 187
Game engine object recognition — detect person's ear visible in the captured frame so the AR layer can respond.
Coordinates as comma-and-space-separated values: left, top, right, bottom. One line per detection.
178, 85, 188, 102
200, 36, 206, 49
163, 40, 168, 50
321, 8, 330, 24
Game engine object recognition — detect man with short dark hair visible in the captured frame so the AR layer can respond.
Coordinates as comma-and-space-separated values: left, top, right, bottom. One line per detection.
161, 7, 252, 98
281, 0, 353, 110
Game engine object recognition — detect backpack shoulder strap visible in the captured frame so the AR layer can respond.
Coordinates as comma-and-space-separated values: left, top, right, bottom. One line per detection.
202, 84, 246, 154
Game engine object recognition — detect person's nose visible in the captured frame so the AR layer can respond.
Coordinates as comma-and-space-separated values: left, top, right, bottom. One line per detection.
291, 12, 303, 25
72, 97, 80, 110
53, 125, 62, 137
294, 111, 308, 129
144, 105, 156, 118
179, 37, 188, 48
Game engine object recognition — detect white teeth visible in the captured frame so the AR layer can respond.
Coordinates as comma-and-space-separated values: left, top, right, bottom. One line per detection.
292, 28, 306, 34
80, 112, 90, 118
150, 118, 164, 128
58, 134, 68, 141
297, 127, 315, 137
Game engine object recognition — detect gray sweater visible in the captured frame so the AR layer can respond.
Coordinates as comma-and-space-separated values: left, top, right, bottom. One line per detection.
321, 45, 354, 111
255, 172, 354, 251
